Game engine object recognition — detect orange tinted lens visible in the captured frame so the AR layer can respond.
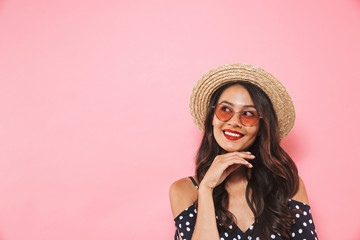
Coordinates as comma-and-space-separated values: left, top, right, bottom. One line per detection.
215, 104, 233, 121
240, 111, 259, 126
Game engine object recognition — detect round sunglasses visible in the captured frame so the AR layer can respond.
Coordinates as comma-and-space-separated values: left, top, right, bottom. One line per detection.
213, 103, 262, 126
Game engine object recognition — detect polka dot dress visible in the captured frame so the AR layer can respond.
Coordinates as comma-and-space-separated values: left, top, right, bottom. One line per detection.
174, 177, 318, 240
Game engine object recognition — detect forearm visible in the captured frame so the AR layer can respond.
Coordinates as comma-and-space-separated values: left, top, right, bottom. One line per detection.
192, 185, 219, 240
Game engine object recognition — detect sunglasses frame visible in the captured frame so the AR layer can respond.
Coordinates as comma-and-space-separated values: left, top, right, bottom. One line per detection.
212, 103, 262, 127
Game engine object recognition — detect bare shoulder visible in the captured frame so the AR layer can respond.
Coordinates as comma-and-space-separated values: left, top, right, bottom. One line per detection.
169, 176, 198, 218
292, 177, 310, 205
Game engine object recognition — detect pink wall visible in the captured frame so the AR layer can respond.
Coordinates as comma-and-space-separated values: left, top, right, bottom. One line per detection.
1, 0, 360, 239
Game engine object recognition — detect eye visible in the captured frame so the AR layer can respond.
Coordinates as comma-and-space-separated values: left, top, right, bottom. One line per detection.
242, 111, 258, 118
219, 105, 232, 113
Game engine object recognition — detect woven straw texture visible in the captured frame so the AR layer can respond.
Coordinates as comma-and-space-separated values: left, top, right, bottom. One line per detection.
190, 63, 295, 140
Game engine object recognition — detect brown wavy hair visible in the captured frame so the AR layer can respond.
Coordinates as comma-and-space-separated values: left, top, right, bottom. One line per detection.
195, 82, 299, 240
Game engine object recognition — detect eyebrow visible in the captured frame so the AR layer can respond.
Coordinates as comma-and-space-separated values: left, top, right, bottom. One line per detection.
219, 101, 256, 109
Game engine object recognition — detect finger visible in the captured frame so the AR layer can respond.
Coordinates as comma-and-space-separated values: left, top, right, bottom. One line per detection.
214, 153, 254, 163
224, 158, 253, 168
223, 151, 256, 159
236, 152, 256, 159
223, 154, 254, 163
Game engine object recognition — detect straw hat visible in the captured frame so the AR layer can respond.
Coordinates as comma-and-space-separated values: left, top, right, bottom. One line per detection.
190, 63, 295, 140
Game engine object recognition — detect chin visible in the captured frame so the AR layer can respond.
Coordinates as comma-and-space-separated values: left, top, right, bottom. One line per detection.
218, 138, 256, 153
220, 144, 248, 153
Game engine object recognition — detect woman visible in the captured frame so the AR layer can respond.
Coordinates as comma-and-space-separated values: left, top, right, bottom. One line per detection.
169, 63, 318, 240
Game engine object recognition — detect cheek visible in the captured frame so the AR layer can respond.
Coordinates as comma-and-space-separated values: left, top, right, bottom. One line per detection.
248, 129, 260, 144
212, 117, 223, 132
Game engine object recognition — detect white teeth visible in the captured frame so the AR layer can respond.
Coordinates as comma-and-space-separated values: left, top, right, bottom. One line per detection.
224, 131, 242, 137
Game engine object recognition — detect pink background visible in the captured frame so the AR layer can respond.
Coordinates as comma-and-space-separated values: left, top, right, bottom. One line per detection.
1, 0, 360, 239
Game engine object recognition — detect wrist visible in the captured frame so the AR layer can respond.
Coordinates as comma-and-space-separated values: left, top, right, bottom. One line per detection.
198, 182, 214, 194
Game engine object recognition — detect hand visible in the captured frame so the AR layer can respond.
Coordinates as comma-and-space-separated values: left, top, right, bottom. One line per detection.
199, 152, 255, 190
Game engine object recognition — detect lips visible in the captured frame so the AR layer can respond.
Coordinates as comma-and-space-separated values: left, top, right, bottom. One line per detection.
223, 129, 244, 140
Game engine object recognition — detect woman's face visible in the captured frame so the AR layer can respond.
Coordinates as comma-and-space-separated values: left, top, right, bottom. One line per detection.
212, 84, 260, 152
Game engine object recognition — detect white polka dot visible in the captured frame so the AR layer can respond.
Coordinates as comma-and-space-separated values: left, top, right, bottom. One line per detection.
298, 229, 303, 234
180, 232, 184, 236
189, 213, 194, 217
179, 216, 183, 220
311, 230, 314, 235
225, 232, 228, 237
248, 237, 252, 240
309, 219, 313, 224
220, 238, 224, 240
292, 232, 295, 237
229, 225, 233, 229
309, 209, 311, 213
194, 209, 197, 213
315, 237, 318, 240
303, 211, 308, 216
179, 224, 182, 228
185, 208, 188, 211
237, 235, 241, 239
271, 234, 276, 239
186, 221, 190, 226
186, 227, 190, 231
256, 238, 260, 240
249, 225, 254, 230
296, 213, 300, 218
233, 238, 237, 240
296, 205, 300, 209
303, 222, 307, 227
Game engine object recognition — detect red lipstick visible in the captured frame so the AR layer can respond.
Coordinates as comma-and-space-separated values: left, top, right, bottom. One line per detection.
223, 129, 244, 141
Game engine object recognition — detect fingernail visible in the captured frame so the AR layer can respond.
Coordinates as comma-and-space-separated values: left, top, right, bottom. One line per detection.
247, 152, 252, 154
251, 155, 255, 158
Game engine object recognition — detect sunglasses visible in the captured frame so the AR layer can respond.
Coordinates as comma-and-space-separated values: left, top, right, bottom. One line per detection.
213, 103, 261, 126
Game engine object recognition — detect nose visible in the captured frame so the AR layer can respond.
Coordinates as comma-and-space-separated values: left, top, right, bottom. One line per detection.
228, 112, 242, 128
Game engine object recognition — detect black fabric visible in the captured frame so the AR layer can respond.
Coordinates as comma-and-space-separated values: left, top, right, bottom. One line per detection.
189, 176, 199, 189
174, 177, 318, 240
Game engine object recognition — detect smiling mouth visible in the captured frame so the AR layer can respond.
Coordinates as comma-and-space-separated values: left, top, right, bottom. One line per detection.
223, 129, 244, 140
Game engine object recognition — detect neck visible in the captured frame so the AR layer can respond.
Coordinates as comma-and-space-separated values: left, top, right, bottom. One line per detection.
225, 166, 251, 195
